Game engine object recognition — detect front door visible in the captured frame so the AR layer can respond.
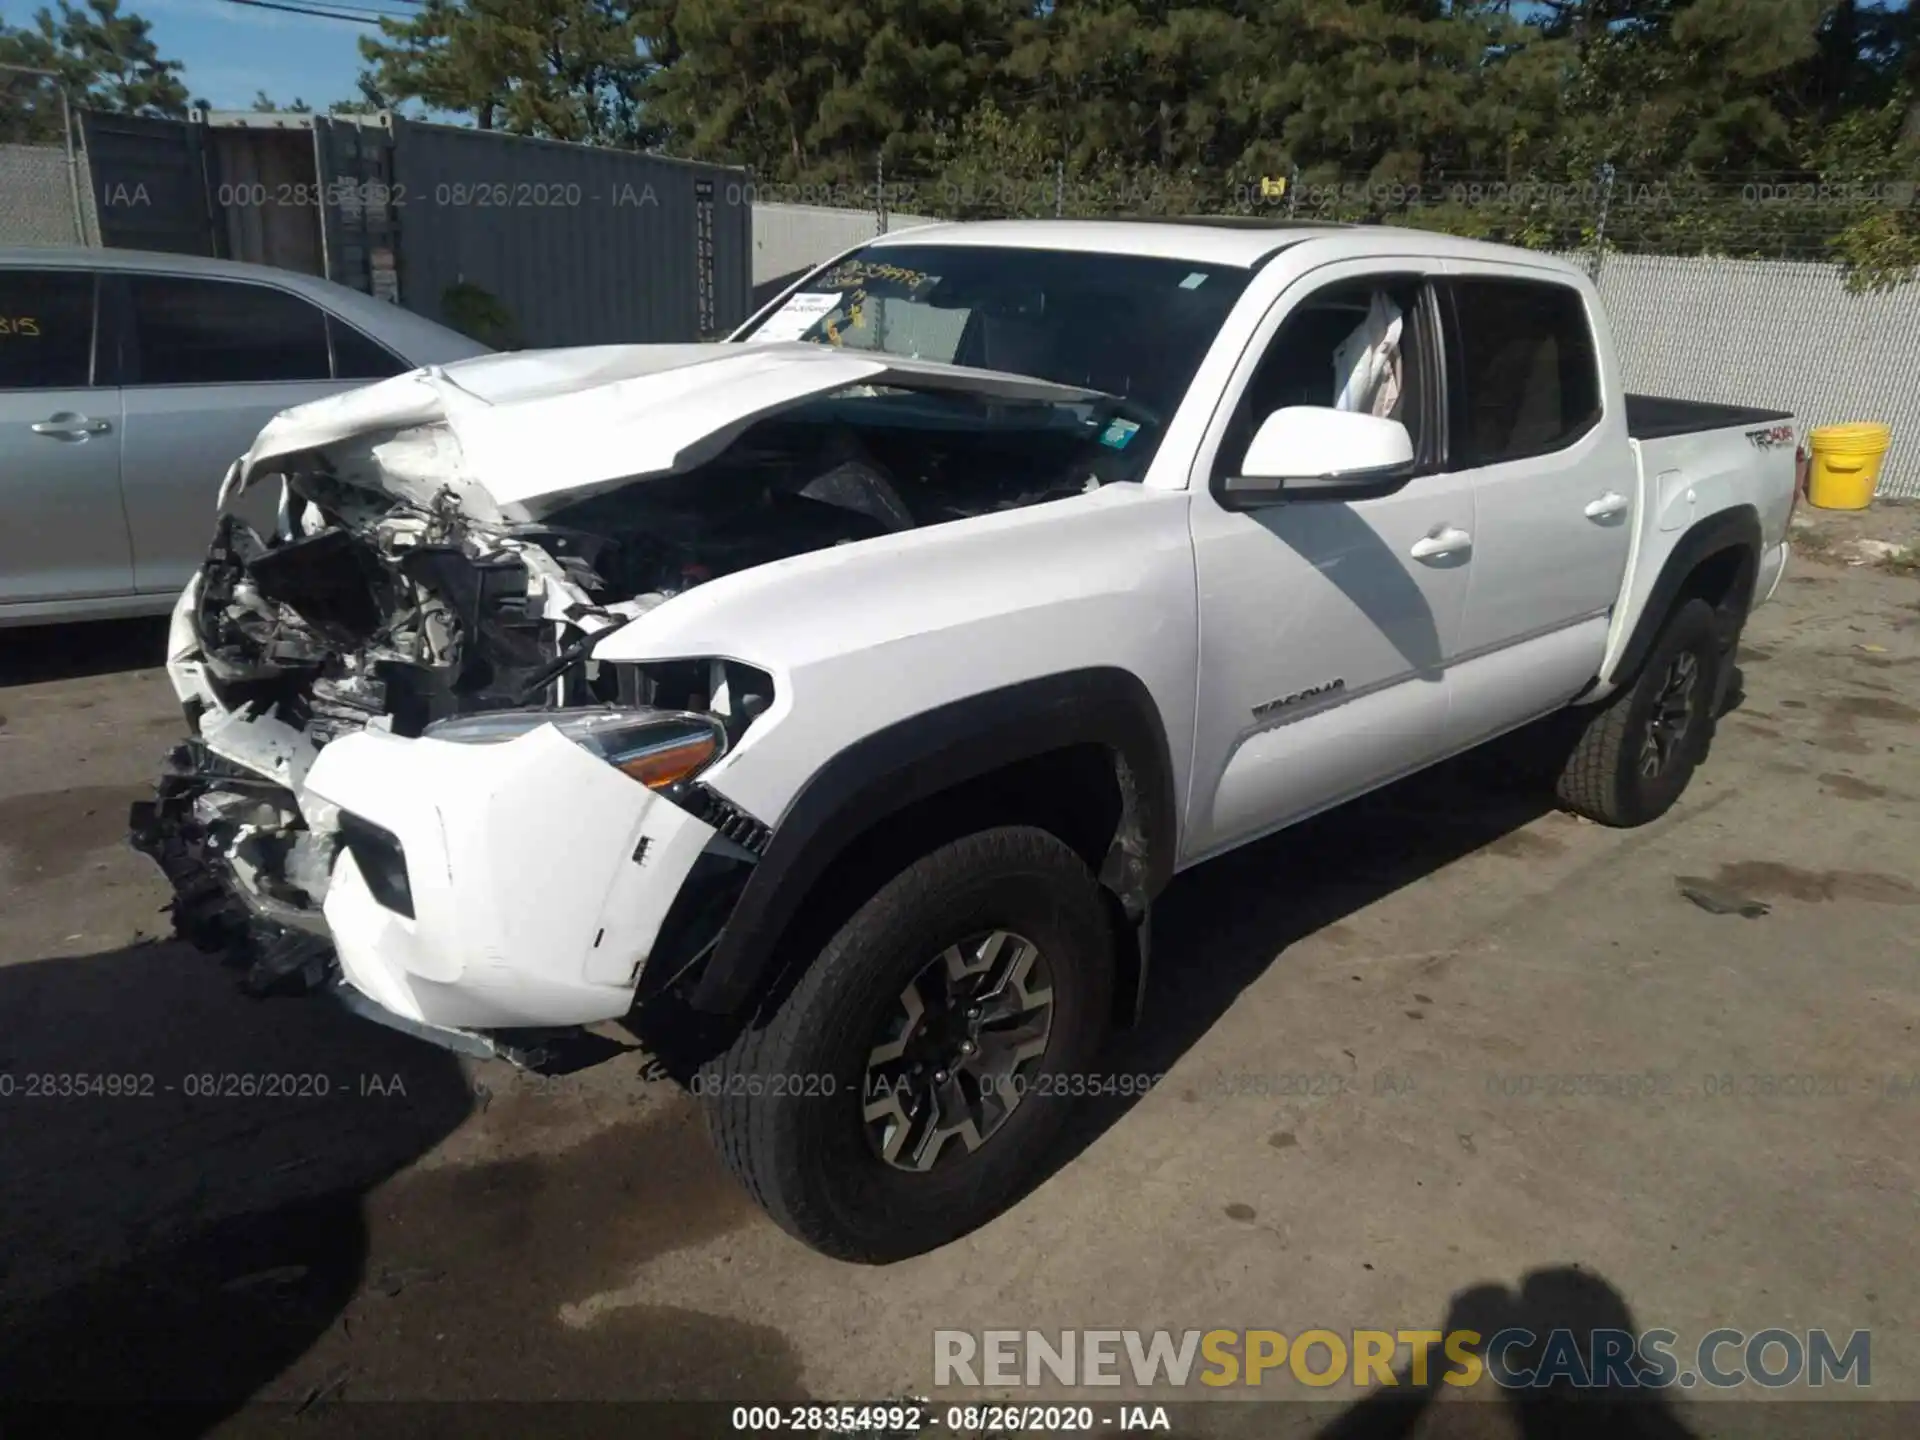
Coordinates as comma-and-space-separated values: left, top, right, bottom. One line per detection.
1184, 263, 1472, 863
0, 267, 133, 606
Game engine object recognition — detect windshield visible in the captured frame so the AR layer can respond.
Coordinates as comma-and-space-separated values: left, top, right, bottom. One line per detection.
736, 244, 1253, 436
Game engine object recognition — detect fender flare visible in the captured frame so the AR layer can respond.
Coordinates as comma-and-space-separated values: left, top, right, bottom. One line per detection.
1609, 505, 1761, 686
689, 667, 1178, 1014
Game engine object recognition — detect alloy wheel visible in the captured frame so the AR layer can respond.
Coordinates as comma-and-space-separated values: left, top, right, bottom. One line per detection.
862, 930, 1055, 1172
1639, 650, 1701, 778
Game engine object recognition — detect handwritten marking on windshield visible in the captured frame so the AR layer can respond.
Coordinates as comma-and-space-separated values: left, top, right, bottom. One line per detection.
820, 261, 937, 296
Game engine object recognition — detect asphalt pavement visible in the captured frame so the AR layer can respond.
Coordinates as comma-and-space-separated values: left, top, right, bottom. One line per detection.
1, 553, 1916, 1435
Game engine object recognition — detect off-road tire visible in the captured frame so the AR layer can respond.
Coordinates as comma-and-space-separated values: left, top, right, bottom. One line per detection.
699, 826, 1114, 1264
1555, 597, 1723, 827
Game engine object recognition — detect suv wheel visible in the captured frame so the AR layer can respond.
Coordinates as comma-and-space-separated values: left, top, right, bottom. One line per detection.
699, 826, 1113, 1263
1555, 597, 1723, 827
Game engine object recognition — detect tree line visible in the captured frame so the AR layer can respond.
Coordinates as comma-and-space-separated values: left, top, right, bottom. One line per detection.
5, 0, 1918, 278
622, 0, 1920, 278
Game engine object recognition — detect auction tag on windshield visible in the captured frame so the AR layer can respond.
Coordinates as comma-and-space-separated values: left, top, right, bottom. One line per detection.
746, 291, 841, 344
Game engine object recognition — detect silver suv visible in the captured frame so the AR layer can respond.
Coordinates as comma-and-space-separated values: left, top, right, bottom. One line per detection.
0, 246, 487, 627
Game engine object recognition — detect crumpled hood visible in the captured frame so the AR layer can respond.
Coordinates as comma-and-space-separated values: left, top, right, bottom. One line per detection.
226, 340, 1109, 523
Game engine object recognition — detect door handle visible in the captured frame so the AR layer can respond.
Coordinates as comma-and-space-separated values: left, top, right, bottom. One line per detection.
1409, 526, 1472, 561
31, 412, 112, 439
1583, 491, 1629, 520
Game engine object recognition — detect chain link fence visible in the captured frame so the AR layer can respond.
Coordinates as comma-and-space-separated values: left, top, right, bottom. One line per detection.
1588, 252, 1920, 498
829, 164, 1920, 269
0, 143, 95, 245
0, 66, 97, 246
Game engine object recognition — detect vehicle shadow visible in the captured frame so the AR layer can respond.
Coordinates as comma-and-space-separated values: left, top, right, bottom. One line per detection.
0, 938, 474, 1429
1056, 748, 1559, 1171
0, 617, 170, 686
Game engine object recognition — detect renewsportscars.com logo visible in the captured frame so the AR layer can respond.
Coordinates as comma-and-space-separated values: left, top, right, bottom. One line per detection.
934, 1327, 1871, 1391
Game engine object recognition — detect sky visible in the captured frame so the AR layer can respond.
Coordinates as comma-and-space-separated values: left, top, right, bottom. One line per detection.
128, 0, 394, 111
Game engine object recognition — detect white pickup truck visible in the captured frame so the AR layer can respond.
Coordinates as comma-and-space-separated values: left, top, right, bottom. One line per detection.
131, 220, 1799, 1262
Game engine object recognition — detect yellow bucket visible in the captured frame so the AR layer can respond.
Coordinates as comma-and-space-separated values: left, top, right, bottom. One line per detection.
1806, 421, 1892, 510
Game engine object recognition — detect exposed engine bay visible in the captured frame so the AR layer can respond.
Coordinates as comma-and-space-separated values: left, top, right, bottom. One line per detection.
130, 386, 1135, 1007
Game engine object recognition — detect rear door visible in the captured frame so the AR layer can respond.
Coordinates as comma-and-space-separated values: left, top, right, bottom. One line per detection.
1440, 269, 1634, 744
0, 266, 134, 605
116, 273, 352, 595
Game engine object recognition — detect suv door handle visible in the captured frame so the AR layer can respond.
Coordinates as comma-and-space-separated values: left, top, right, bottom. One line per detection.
31, 412, 112, 440
1583, 491, 1629, 520
1409, 526, 1472, 561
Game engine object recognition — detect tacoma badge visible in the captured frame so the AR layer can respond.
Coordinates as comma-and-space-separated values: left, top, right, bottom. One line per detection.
1252, 677, 1346, 719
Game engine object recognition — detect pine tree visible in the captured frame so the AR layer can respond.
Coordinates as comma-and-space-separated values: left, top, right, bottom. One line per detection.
0, 0, 188, 131
359, 0, 657, 144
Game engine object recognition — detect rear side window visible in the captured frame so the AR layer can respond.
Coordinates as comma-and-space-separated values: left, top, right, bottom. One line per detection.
1449, 278, 1600, 465
129, 276, 331, 385
0, 269, 95, 389
329, 315, 408, 380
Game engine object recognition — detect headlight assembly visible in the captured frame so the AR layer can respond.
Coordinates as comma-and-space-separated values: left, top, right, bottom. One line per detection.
423, 708, 727, 791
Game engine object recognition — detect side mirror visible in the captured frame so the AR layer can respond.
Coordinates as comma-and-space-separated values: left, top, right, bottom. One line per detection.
1222, 406, 1415, 507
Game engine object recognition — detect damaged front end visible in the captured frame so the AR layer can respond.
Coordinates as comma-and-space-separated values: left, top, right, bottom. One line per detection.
130, 486, 629, 998
131, 736, 337, 994
130, 342, 1127, 1054
128, 456, 769, 1059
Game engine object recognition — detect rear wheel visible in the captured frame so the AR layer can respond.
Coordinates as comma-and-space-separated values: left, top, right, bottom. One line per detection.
699, 825, 1113, 1263
1555, 597, 1723, 827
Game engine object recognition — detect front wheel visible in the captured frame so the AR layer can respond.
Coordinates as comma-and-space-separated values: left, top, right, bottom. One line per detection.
698, 826, 1114, 1263
1555, 597, 1723, 827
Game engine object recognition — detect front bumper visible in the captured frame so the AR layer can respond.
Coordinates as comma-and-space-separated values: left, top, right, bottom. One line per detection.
140, 585, 725, 1035
304, 724, 717, 1029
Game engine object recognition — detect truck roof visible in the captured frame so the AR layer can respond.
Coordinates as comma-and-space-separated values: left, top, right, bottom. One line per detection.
866, 218, 1588, 275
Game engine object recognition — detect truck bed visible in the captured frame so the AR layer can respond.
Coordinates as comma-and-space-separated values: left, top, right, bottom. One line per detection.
1600, 398, 1802, 691
1625, 393, 1794, 441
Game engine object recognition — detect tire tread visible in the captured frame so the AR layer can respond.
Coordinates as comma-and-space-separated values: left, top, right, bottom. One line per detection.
1554, 597, 1720, 827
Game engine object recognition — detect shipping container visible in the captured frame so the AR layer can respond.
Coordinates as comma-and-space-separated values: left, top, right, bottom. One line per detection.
78, 108, 753, 347
83, 110, 220, 256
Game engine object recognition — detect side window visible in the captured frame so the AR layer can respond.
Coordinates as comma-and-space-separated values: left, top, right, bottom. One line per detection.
329, 315, 409, 380
1217, 276, 1428, 478
0, 269, 95, 390
1448, 277, 1600, 465
129, 276, 331, 385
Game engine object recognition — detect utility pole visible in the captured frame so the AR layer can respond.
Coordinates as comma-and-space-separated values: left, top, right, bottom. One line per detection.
1590, 162, 1616, 283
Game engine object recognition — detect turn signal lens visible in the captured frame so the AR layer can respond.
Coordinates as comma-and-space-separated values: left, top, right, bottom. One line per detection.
424, 707, 727, 790
609, 731, 721, 790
